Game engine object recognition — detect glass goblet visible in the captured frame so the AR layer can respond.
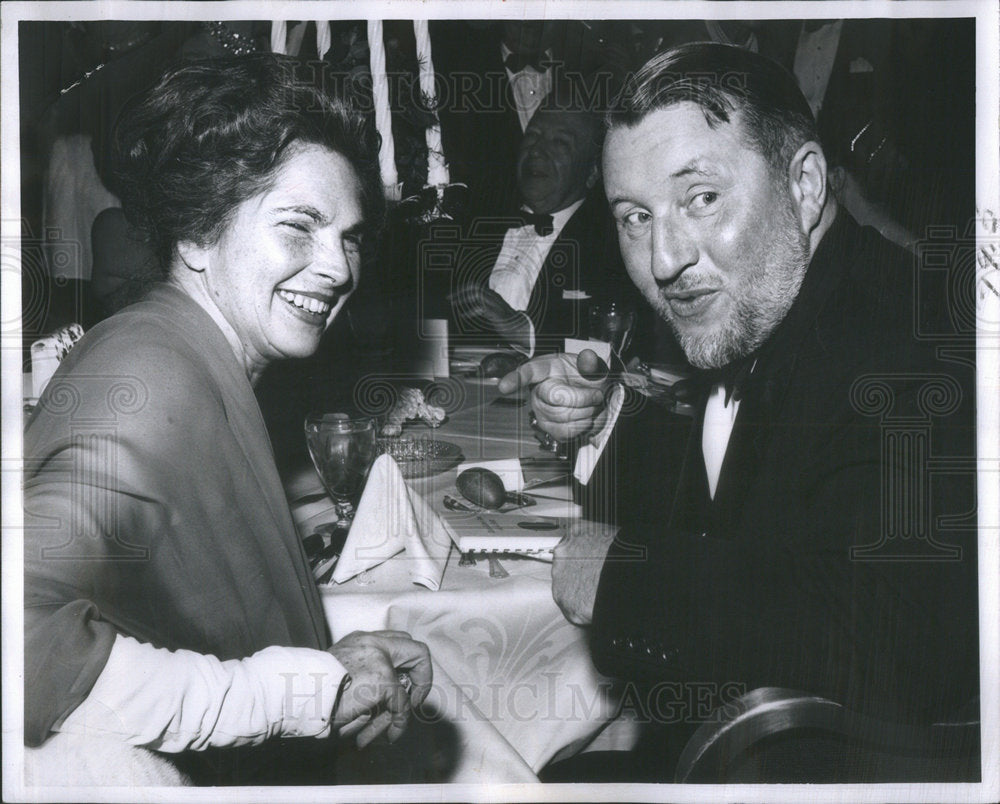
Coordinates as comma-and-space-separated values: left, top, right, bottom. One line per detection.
588, 301, 637, 359
304, 413, 377, 522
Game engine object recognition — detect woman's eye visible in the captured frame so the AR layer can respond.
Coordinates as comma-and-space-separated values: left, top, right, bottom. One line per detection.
282, 220, 310, 233
344, 235, 362, 252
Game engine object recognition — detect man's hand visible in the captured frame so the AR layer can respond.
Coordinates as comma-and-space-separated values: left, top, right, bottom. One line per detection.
551, 523, 617, 625
328, 630, 432, 748
498, 349, 611, 442
449, 284, 531, 352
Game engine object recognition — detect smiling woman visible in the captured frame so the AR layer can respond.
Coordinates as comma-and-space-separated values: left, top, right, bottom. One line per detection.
22, 56, 433, 786
173, 143, 365, 380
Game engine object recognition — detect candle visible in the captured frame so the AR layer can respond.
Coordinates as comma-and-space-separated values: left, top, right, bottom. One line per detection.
270, 20, 287, 54
413, 20, 450, 187
367, 20, 400, 199
315, 21, 331, 61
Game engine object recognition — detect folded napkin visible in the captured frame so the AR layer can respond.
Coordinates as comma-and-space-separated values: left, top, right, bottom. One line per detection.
31, 323, 84, 398
332, 454, 452, 590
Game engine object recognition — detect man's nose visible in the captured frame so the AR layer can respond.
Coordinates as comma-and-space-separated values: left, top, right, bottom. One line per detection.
527, 136, 550, 161
650, 217, 698, 283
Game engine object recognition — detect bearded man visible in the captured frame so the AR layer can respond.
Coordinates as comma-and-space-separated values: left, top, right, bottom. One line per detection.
502, 43, 978, 782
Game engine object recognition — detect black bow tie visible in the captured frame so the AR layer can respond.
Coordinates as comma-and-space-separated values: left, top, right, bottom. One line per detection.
672, 356, 758, 406
504, 211, 555, 236
504, 52, 547, 73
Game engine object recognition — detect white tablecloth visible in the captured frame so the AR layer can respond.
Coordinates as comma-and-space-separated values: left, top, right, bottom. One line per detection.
288, 378, 635, 782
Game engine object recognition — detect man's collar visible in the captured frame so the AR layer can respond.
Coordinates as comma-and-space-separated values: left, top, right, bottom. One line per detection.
501, 42, 553, 73
521, 197, 585, 234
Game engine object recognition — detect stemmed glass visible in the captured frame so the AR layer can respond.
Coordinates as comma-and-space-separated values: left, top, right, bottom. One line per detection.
589, 301, 637, 361
304, 413, 377, 523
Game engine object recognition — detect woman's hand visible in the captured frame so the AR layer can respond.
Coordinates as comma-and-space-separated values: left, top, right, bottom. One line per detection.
328, 630, 432, 748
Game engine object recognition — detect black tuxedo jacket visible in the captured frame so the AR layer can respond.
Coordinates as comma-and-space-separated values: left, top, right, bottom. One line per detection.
436, 190, 644, 354
585, 214, 978, 727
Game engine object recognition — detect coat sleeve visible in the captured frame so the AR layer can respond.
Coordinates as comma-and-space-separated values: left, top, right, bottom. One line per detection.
22, 334, 224, 744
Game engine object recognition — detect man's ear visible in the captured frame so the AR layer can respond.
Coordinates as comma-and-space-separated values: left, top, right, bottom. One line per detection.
585, 162, 599, 190
175, 240, 209, 273
787, 141, 828, 236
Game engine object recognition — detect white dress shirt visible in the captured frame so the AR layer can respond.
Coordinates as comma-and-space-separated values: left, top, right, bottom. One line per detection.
701, 382, 740, 498
793, 20, 844, 118
501, 43, 554, 131
575, 380, 740, 499
489, 198, 585, 355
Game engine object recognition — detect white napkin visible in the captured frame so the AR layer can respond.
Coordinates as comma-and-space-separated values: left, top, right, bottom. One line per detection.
456, 457, 525, 492
31, 323, 84, 398
332, 454, 452, 590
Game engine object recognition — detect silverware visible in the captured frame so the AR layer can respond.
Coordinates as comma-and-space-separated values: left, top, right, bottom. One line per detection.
444, 494, 477, 512
445, 491, 535, 514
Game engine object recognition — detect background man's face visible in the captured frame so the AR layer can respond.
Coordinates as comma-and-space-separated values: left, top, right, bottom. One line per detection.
517, 109, 599, 215
603, 102, 810, 369
502, 21, 547, 55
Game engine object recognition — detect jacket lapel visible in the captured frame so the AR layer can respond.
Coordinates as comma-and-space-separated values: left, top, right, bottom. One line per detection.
147, 286, 330, 649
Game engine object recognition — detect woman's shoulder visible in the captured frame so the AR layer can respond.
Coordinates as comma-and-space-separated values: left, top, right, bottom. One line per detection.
68, 309, 214, 387
27, 298, 232, 459
41, 290, 234, 425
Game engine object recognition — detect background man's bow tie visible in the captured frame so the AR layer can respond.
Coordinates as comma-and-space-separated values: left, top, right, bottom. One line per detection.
504, 211, 555, 236
504, 52, 547, 73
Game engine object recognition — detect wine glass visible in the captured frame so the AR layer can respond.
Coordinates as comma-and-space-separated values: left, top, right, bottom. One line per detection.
304, 413, 377, 522
589, 301, 637, 360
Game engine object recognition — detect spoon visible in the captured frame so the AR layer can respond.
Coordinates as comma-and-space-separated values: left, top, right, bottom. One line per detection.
456, 468, 536, 511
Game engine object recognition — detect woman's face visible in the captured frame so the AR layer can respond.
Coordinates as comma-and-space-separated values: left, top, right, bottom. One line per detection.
189, 143, 365, 375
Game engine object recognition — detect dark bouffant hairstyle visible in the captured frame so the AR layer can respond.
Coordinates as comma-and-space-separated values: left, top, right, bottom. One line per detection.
113, 54, 384, 272
608, 42, 819, 179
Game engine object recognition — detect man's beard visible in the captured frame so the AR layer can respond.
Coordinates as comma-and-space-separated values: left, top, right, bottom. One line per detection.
657, 200, 810, 370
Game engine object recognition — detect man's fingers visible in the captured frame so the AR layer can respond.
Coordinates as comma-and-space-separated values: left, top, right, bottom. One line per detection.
534, 378, 605, 411
577, 348, 610, 381
448, 286, 486, 319
531, 395, 602, 425
498, 355, 560, 394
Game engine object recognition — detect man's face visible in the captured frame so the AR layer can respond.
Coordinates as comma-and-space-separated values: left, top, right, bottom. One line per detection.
502, 21, 546, 55
603, 102, 810, 369
517, 110, 599, 215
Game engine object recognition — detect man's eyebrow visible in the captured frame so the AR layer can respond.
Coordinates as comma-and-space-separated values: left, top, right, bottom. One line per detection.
671, 160, 716, 179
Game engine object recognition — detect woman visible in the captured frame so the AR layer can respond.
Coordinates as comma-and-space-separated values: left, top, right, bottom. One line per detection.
23, 56, 431, 785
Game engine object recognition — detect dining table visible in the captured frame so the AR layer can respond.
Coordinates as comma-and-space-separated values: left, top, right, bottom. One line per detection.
284, 362, 641, 785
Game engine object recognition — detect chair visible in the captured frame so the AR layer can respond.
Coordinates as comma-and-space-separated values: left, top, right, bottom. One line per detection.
675, 687, 981, 783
